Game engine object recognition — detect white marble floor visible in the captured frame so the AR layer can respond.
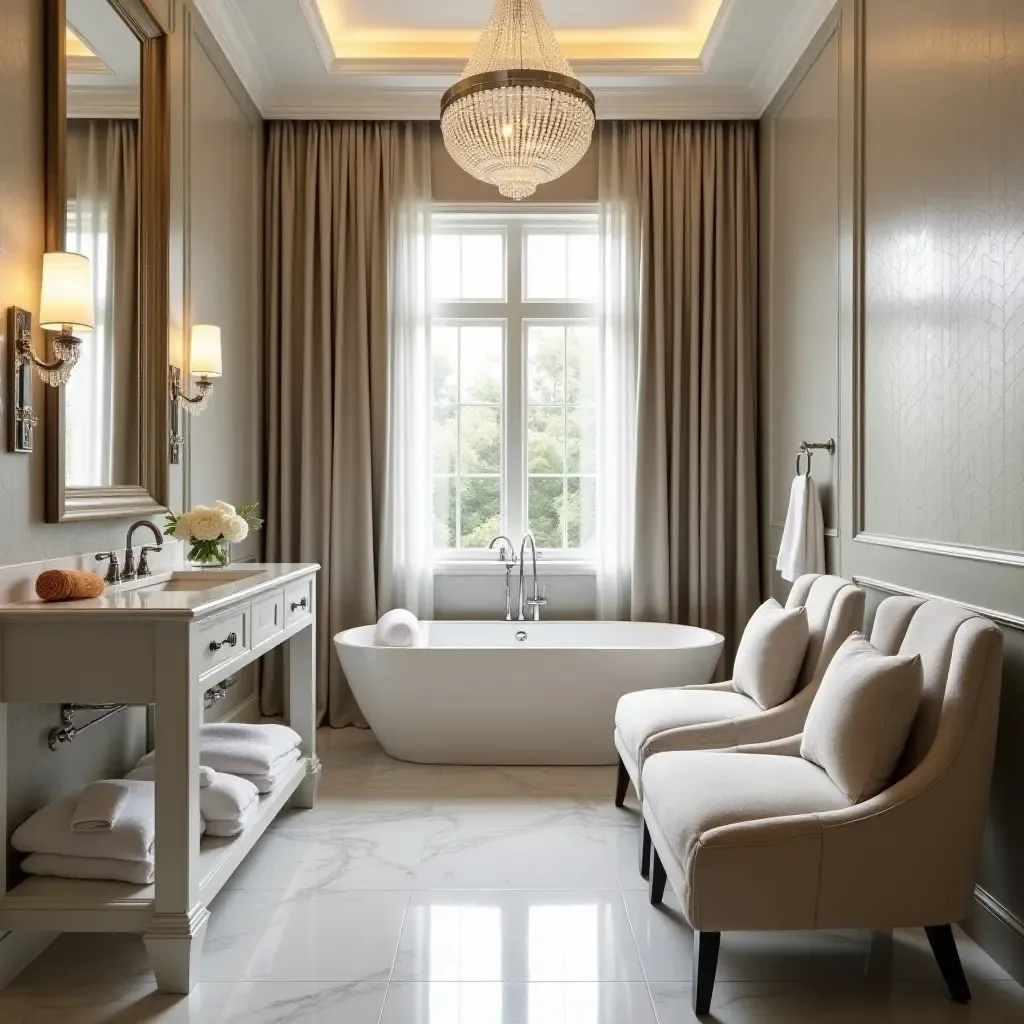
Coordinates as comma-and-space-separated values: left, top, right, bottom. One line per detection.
2, 727, 1023, 1023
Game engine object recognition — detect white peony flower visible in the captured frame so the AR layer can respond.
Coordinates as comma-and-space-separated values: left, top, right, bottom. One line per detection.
189, 509, 224, 541
214, 500, 236, 516
172, 511, 194, 539
222, 515, 249, 542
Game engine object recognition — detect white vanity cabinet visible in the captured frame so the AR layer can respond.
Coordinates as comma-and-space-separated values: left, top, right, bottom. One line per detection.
0, 563, 320, 993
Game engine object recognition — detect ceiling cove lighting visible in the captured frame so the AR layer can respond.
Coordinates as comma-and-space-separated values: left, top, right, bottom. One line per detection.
440, 0, 596, 201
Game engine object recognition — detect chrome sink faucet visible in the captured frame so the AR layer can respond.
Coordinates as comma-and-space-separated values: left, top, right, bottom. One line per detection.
489, 535, 517, 620
122, 520, 164, 581
518, 532, 547, 621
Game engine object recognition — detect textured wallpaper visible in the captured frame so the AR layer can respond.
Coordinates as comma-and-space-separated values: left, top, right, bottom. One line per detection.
862, 0, 1024, 553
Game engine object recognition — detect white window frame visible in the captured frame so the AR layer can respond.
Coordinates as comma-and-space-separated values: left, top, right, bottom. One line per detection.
431, 204, 600, 568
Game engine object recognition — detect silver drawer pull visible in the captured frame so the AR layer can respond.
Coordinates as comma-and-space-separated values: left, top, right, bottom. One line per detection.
291, 597, 308, 612
209, 632, 238, 652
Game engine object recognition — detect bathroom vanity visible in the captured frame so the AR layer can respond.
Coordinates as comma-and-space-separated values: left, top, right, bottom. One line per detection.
0, 563, 320, 993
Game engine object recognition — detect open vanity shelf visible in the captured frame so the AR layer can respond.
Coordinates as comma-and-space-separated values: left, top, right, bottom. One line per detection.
0, 562, 321, 993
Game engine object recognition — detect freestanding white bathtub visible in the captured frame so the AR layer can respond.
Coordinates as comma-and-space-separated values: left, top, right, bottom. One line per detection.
334, 620, 724, 765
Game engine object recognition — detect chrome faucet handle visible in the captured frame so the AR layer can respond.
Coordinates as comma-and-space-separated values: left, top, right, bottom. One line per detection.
95, 551, 121, 584
138, 545, 163, 578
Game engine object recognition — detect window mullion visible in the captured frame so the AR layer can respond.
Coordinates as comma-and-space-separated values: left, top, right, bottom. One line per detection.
506, 222, 525, 542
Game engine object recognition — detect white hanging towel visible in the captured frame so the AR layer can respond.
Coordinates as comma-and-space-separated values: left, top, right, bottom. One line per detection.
776, 473, 826, 582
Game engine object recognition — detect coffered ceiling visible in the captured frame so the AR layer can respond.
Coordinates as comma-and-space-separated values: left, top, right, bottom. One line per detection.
193, 0, 837, 119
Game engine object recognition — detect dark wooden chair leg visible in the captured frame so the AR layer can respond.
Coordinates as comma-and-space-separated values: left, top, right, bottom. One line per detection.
692, 931, 721, 1017
648, 845, 667, 905
925, 924, 972, 1004
614, 756, 630, 807
639, 818, 652, 879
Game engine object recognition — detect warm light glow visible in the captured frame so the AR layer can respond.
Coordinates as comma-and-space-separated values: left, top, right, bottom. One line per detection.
502, 123, 514, 138
314, 0, 726, 63
39, 252, 94, 332
190, 324, 223, 378
64, 25, 97, 59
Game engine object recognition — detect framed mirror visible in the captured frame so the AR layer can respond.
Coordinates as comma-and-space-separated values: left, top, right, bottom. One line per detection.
45, 0, 169, 522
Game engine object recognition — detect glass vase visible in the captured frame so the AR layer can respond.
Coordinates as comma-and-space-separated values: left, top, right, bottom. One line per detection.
188, 538, 231, 568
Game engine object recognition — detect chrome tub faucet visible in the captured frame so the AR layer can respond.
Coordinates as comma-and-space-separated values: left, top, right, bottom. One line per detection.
489, 535, 517, 620
518, 532, 547, 621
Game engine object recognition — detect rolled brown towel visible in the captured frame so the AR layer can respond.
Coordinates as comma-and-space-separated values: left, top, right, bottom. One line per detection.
35, 569, 106, 602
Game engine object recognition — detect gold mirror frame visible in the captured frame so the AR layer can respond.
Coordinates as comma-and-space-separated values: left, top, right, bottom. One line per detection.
44, 0, 170, 522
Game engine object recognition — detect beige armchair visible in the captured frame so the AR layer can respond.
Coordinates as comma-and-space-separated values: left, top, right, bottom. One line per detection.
614, 575, 865, 811
640, 596, 1004, 1016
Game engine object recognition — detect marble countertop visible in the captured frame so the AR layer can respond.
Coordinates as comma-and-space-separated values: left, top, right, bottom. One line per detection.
0, 563, 320, 621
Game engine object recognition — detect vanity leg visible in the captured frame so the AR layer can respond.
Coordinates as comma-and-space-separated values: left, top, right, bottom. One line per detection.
144, 904, 210, 994
145, 623, 207, 994
287, 621, 320, 809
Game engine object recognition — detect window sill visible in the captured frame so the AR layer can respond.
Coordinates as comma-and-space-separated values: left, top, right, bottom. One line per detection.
433, 559, 597, 577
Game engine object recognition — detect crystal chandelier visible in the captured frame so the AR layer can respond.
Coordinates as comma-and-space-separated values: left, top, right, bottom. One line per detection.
441, 0, 596, 200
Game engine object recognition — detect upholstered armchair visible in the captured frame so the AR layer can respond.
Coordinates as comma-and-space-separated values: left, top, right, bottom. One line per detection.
640, 597, 1004, 1016
614, 575, 865, 810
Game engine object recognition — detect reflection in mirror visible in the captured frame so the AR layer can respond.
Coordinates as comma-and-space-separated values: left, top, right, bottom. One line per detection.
64, 0, 141, 487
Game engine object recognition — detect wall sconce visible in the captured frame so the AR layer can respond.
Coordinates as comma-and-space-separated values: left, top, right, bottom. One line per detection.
21, 252, 95, 387
169, 324, 222, 463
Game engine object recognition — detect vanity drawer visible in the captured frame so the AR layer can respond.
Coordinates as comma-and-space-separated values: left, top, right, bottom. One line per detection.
284, 577, 313, 626
198, 610, 249, 675
251, 591, 284, 647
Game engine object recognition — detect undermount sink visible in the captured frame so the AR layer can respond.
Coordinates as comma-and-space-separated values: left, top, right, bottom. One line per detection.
124, 570, 264, 594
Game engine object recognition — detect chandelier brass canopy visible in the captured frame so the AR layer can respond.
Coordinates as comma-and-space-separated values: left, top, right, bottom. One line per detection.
440, 0, 596, 201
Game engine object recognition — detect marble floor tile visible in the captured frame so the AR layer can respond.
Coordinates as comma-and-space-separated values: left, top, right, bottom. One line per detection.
416, 816, 620, 890
392, 890, 645, 983
601, 824, 649, 892
200, 888, 409, 982
648, 979, 1024, 1024
0, 981, 388, 1024
381, 981, 659, 1024
222, 818, 429, 891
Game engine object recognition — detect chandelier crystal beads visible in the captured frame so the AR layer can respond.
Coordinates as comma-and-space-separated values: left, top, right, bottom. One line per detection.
441, 0, 596, 201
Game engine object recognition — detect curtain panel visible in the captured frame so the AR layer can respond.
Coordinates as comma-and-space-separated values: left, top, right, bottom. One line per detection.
598, 121, 761, 668
263, 120, 432, 726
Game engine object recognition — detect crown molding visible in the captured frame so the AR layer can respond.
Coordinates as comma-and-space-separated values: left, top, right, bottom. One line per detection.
701, 0, 738, 69
750, 0, 838, 112
263, 85, 760, 122
298, 0, 336, 71
67, 86, 140, 119
192, 0, 273, 112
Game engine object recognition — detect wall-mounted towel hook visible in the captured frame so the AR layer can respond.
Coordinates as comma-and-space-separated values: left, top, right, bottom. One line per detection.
796, 438, 836, 477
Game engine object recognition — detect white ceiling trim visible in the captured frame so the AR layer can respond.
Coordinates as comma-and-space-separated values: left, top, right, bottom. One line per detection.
197, 0, 834, 121
192, 0, 274, 111
750, 0, 838, 112
68, 86, 140, 119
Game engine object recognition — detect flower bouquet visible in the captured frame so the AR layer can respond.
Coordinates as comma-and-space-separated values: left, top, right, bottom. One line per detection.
165, 501, 263, 567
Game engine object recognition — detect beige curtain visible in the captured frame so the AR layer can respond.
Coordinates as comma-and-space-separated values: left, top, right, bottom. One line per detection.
65, 119, 139, 484
599, 121, 760, 667
262, 121, 431, 726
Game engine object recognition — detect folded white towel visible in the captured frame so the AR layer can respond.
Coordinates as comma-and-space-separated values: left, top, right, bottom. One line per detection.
237, 747, 303, 794
776, 473, 826, 583
21, 852, 155, 885
200, 773, 259, 822
12, 781, 155, 863
71, 781, 131, 833
201, 797, 260, 837
136, 723, 301, 777
125, 764, 216, 788
374, 608, 422, 648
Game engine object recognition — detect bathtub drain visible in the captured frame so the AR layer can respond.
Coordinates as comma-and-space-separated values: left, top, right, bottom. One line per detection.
515, 631, 527, 643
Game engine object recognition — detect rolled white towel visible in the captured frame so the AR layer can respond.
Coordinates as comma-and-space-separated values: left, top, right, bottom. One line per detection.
126, 764, 216, 788
21, 852, 155, 885
71, 780, 131, 833
13, 781, 155, 863
374, 608, 422, 648
136, 723, 301, 777
199, 772, 259, 823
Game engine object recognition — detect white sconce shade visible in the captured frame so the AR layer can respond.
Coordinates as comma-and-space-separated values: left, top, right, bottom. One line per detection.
39, 252, 94, 332
190, 324, 222, 378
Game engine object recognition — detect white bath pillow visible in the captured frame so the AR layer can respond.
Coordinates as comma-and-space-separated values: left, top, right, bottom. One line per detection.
731, 599, 809, 710
375, 608, 422, 648
801, 633, 923, 803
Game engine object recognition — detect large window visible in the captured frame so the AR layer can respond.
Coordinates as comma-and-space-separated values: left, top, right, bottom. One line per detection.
431, 211, 599, 559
